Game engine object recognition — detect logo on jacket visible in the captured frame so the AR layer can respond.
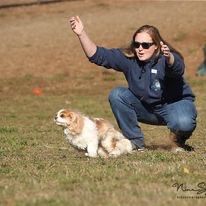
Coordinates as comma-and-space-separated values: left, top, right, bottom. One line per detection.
151, 79, 161, 92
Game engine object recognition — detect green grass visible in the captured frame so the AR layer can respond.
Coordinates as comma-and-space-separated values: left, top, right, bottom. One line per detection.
0, 75, 206, 206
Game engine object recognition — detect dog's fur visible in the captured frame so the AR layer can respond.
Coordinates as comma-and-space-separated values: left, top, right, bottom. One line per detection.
54, 109, 133, 158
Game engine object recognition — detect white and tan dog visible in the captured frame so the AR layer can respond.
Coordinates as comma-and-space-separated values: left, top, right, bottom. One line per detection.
54, 109, 133, 158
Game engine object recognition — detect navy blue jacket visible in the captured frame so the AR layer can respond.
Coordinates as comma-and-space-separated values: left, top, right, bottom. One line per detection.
89, 47, 195, 106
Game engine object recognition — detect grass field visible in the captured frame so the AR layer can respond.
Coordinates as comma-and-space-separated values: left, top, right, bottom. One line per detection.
1, 71, 206, 206
0, 0, 206, 205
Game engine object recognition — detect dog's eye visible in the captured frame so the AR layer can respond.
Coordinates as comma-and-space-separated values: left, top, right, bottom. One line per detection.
60, 114, 65, 118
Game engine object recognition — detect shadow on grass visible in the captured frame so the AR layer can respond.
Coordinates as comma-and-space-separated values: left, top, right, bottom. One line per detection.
146, 144, 195, 152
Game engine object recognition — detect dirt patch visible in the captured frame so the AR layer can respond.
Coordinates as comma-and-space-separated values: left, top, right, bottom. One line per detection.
0, 0, 205, 79
0, 0, 71, 8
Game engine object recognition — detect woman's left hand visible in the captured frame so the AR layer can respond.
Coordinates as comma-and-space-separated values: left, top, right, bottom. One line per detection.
160, 41, 174, 66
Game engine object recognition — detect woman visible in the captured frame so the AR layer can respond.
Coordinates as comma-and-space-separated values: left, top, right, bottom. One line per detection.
69, 16, 197, 152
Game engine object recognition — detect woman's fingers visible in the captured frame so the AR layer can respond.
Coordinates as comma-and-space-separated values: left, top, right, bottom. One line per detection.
69, 16, 76, 23
69, 15, 84, 36
76, 15, 81, 23
160, 41, 170, 56
69, 17, 78, 31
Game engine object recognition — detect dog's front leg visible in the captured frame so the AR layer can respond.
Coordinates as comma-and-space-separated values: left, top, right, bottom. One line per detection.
85, 142, 98, 157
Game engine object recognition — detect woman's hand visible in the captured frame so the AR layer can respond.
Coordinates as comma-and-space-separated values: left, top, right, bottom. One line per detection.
69, 16, 84, 36
160, 41, 174, 66
68, 15, 97, 58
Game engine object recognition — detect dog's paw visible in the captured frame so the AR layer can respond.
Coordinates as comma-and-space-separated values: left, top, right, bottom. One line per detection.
85, 153, 98, 158
109, 150, 121, 158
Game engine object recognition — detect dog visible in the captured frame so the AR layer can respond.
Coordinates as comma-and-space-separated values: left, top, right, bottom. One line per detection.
54, 109, 133, 158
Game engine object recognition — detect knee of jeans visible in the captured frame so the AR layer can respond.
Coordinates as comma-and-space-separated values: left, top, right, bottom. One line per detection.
169, 117, 196, 134
108, 87, 126, 104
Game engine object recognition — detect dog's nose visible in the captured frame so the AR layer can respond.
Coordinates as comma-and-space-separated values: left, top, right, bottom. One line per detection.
54, 116, 57, 120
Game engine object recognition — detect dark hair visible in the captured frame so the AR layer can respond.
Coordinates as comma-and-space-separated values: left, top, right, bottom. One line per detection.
121, 25, 183, 59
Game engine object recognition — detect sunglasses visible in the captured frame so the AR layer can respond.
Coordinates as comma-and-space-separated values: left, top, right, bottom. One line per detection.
133, 41, 154, 49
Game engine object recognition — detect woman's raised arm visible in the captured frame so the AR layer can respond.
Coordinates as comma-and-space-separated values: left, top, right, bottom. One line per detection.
69, 16, 97, 58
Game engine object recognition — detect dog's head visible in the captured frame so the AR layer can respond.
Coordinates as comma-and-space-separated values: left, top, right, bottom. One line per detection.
54, 109, 84, 134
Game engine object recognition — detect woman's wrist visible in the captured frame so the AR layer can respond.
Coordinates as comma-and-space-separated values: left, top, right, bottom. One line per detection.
77, 30, 86, 38
167, 53, 175, 66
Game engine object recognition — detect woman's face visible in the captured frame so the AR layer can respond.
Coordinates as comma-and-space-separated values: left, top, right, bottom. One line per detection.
134, 32, 157, 61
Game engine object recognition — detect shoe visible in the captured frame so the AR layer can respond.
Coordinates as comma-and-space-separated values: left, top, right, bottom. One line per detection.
171, 146, 185, 153
169, 131, 194, 152
131, 142, 145, 152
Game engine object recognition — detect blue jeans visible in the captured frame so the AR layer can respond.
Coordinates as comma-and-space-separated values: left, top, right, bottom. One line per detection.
108, 87, 197, 149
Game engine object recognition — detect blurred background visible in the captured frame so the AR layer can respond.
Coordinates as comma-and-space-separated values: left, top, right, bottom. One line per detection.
0, 0, 205, 79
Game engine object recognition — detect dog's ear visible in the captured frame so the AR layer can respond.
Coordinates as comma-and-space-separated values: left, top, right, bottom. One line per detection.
73, 113, 84, 134
64, 111, 83, 134
66, 112, 76, 121
62, 111, 76, 127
